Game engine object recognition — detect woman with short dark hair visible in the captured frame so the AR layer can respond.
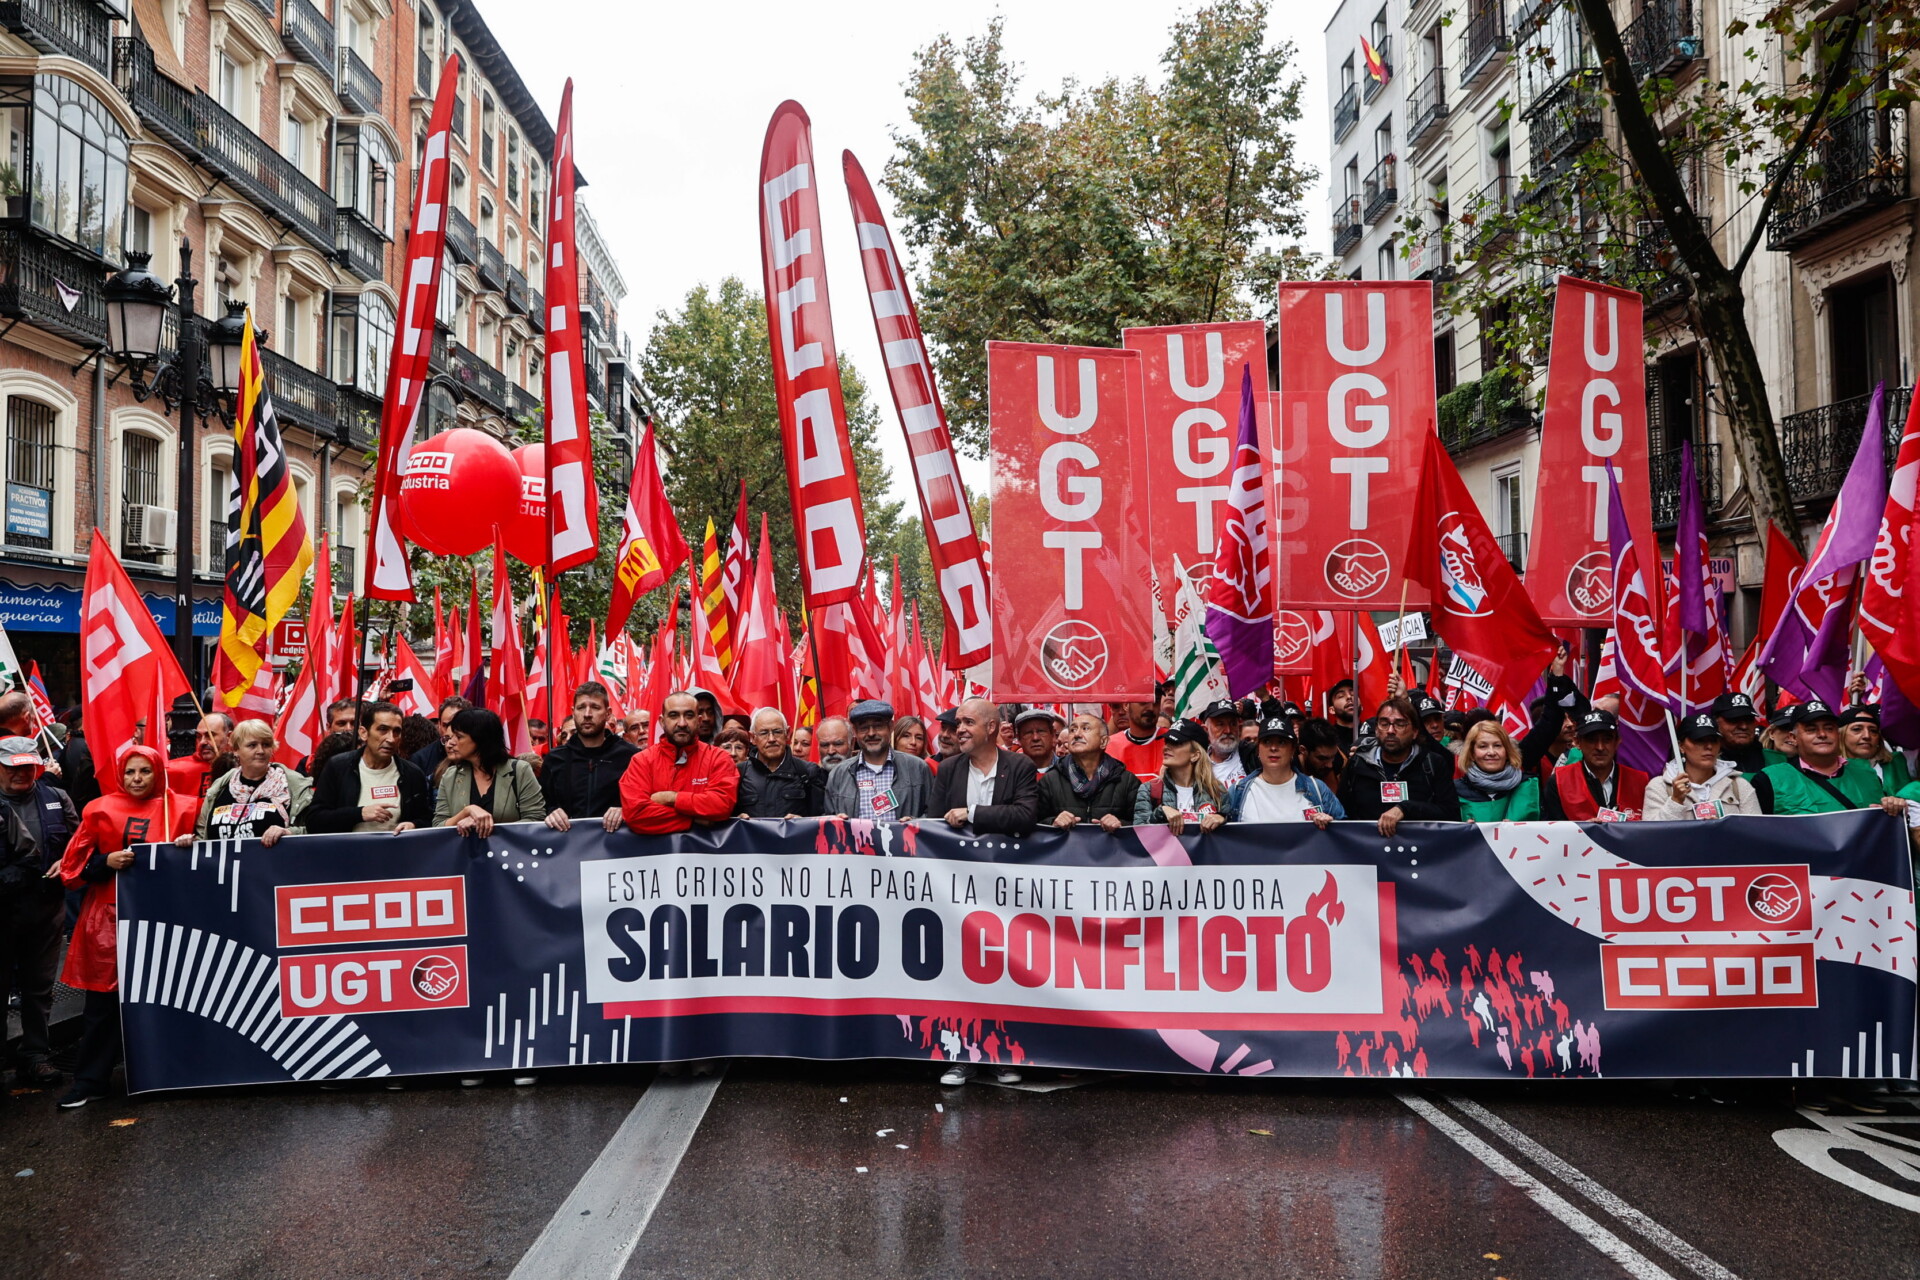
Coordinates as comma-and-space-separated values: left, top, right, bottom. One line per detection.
434, 708, 546, 837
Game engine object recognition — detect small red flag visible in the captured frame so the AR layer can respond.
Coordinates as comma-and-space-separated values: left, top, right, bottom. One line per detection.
606, 420, 689, 639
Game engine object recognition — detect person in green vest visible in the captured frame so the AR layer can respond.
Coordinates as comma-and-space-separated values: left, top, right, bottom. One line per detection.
1453, 721, 1541, 821
1840, 703, 1914, 792
1752, 699, 1910, 817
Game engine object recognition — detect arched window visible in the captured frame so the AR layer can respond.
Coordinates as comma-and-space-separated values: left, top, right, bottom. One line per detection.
28, 75, 129, 262
357, 294, 394, 395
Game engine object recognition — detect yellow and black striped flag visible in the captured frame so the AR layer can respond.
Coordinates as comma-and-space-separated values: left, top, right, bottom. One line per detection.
213, 314, 314, 706
700, 517, 734, 671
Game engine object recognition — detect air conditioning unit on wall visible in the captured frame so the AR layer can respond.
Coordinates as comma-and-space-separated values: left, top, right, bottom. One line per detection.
123, 504, 177, 554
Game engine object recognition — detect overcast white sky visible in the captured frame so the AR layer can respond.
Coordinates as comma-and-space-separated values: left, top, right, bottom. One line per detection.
483, 0, 1340, 509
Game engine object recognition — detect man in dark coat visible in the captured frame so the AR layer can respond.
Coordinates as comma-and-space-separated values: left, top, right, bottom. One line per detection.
928, 698, 1039, 836
541, 682, 639, 831
1337, 695, 1461, 834
736, 707, 827, 818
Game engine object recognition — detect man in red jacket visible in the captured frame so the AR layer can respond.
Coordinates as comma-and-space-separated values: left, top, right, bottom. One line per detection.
619, 692, 740, 834
1540, 709, 1650, 821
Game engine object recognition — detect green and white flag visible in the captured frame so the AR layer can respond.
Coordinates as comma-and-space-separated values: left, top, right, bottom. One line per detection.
0, 617, 25, 689
1170, 557, 1229, 717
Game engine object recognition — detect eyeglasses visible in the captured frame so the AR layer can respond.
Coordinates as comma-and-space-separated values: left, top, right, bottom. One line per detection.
752, 727, 789, 738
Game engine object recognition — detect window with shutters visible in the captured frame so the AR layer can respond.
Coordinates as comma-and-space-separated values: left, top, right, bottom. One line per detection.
6, 398, 55, 550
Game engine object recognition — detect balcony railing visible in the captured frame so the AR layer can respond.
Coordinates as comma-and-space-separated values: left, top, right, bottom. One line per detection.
477, 239, 506, 291
1624, 0, 1698, 80
1629, 218, 1694, 312
334, 211, 383, 281
584, 364, 606, 409
1766, 106, 1909, 251
331, 543, 355, 588
504, 263, 529, 314
337, 46, 381, 116
1463, 0, 1511, 87
1494, 531, 1527, 571
261, 346, 338, 436
507, 380, 540, 423
1, 0, 112, 74
1527, 82, 1603, 178
446, 206, 477, 264
1407, 67, 1448, 148
1438, 366, 1535, 453
1780, 386, 1914, 502
1362, 37, 1392, 102
0, 228, 107, 348
279, 0, 332, 71
1408, 229, 1454, 281
1467, 175, 1516, 252
335, 385, 380, 450
244, 0, 275, 14
1333, 84, 1359, 143
114, 36, 201, 155
527, 286, 544, 332
450, 341, 507, 410
1363, 155, 1398, 223
1649, 443, 1722, 528
1332, 194, 1364, 256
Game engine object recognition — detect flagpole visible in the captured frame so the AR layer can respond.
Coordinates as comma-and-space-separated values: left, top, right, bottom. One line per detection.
1350, 610, 1361, 751
1393, 581, 1409, 694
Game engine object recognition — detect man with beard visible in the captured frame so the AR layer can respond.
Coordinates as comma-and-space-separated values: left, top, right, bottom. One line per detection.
167, 712, 234, 799
1107, 700, 1166, 783
813, 716, 854, 768
541, 682, 638, 832
619, 692, 740, 834
1338, 696, 1461, 835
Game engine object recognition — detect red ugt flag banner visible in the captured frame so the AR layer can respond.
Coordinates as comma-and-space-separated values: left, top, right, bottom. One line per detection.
988, 342, 1154, 700
1527, 277, 1651, 625
541, 81, 600, 574
1274, 282, 1434, 610
759, 102, 867, 610
843, 151, 992, 667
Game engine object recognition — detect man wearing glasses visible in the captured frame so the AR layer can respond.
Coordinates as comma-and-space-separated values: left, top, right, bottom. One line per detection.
734, 707, 827, 818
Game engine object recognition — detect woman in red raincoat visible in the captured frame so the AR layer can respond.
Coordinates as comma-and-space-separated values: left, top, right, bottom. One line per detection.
56, 743, 193, 1107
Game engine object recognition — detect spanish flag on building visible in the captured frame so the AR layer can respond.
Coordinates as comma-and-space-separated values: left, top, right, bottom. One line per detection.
213, 314, 314, 706
1361, 35, 1389, 83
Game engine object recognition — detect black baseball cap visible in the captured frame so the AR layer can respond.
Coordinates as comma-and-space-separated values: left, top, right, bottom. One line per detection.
1710, 691, 1758, 722
1839, 703, 1882, 727
1415, 694, 1444, 719
1679, 713, 1722, 742
1767, 705, 1797, 730
1164, 718, 1209, 748
1256, 716, 1296, 742
1793, 698, 1840, 727
1576, 709, 1618, 737
1201, 700, 1241, 722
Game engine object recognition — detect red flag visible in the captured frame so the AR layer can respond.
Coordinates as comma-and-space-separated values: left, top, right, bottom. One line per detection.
911, 603, 942, 726
1407, 431, 1557, 710
331, 596, 359, 705
1759, 521, 1807, 640
1307, 610, 1347, 707
776, 608, 798, 722
1864, 391, 1920, 695
733, 517, 783, 712
390, 636, 438, 719
487, 540, 532, 753
1526, 277, 1652, 625
1353, 612, 1392, 716
541, 81, 600, 573
686, 558, 740, 711
606, 420, 688, 638
720, 481, 750, 625
1275, 282, 1435, 610
432, 588, 453, 703
273, 659, 318, 769
759, 101, 868, 609
231, 660, 279, 726
465, 573, 483, 701
23, 661, 56, 734
843, 150, 991, 664
367, 56, 460, 602
79, 530, 191, 794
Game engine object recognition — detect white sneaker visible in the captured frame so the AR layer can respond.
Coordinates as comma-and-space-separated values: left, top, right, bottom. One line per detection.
993, 1066, 1023, 1085
512, 1075, 537, 1087
459, 1077, 483, 1088
939, 1063, 975, 1086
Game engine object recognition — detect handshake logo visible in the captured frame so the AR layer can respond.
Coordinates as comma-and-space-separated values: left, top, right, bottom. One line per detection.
1040, 620, 1110, 691
1324, 539, 1389, 599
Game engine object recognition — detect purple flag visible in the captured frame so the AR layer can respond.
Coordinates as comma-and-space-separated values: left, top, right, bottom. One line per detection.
1675, 439, 1709, 636
1203, 367, 1275, 697
1759, 383, 1888, 704
1871, 654, 1920, 748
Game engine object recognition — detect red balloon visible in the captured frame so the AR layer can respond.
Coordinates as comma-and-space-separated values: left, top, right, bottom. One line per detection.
398, 428, 521, 557
502, 443, 547, 567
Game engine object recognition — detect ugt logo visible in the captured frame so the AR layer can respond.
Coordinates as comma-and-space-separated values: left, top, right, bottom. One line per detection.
1274, 611, 1312, 667
1567, 552, 1612, 616
1039, 620, 1109, 691
1324, 538, 1389, 599
1436, 513, 1491, 617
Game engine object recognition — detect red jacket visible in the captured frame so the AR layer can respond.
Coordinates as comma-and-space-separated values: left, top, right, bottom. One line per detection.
1550, 761, 1650, 821
619, 739, 741, 834
60, 747, 196, 992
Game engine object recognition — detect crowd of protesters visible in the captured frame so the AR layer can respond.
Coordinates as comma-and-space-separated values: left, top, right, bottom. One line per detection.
6, 645, 1919, 1105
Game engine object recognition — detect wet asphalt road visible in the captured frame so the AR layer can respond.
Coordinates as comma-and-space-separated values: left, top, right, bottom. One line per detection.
4, 1062, 1919, 1279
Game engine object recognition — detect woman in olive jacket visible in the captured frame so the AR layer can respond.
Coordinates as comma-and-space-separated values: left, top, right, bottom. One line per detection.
433, 708, 547, 836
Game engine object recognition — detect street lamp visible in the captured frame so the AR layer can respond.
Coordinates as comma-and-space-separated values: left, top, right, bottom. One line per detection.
102, 239, 249, 680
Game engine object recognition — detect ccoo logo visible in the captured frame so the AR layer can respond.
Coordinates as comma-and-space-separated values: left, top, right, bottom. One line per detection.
1039, 620, 1109, 691
410, 954, 463, 1002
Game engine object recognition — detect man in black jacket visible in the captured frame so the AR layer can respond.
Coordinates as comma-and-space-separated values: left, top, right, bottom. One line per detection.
1338, 695, 1461, 834
0, 693, 94, 810
306, 702, 432, 833
735, 707, 826, 818
0, 737, 75, 1086
928, 697, 1039, 836
542, 682, 638, 832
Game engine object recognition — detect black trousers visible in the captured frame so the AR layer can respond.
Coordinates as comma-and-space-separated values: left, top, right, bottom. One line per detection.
0, 883, 62, 1065
72, 989, 121, 1092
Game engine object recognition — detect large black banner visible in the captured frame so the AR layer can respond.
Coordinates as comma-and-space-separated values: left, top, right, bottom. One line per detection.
117, 813, 1916, 1091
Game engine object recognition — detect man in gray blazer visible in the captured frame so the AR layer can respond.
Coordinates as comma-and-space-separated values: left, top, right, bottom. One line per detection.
825, 700, 933, 820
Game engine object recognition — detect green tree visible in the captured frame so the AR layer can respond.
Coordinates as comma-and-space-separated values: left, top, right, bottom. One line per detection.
636, 277, 903, 621
885, 0, 1320, 455
1431, 0, 1919, 548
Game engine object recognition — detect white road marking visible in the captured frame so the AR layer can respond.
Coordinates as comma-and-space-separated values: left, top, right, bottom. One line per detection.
1395, 1092, 1680, 1280
509, 1071, 724, 1280
1444, 1095, 1743, 1280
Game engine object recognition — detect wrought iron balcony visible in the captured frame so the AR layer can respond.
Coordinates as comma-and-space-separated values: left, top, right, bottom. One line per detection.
1408, 229, 1454, 281
335, 385, 379, 450
584, 364, 606, 410
1527, 81, 1603, 179
1628, 218, 1695, 313
1, 0, 111, 74
1333, 84, 1359, 144
1407, 67, 1448, 148
279, 0, 332, 71
1332, 193, 1364, 256
1437, 366, 1535, 453
1779, 385, 1914, 502
1467, 175, 1516, 252
114, 37, 201, 156
1624, 0, 1698, 80
1363, 155, 1398, 223
526, 286, 544, 332
1462, 0, 1511, 89
335, 210, 384, 282
1766, 106, 1909, 251
477, 239, 506, 291
1494, 531, 1527, 571
427, 332, 451, 376
507, 380, 540, 422
1518, 13, 1599, 120
450, 341, 507, 410
446, 206, 477, 264
0, 227, 107, 348
337, 46, 381, 116
504, 263, 528, 314
1362, 37, 1392, 103
331, 543, 355, 588
260, 346, 338, 436
1649, 443, 1721, 528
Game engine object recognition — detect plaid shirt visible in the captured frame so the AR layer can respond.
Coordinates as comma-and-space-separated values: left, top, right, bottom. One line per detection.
852, 756, 898, 819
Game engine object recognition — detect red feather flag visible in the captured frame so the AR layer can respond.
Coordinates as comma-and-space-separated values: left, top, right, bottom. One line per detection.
605, 420, 688, 639
79, 530, 191, 794
732, 517, 783, 713
541, 80, 600, 574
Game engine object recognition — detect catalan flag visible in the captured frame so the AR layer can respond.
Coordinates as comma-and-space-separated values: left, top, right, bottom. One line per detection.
699, 517, 734, 671
213, 314, 314, 706
1361, 35, 1389, 83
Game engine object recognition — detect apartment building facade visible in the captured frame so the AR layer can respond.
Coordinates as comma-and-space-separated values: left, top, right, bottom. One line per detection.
0, 0, 635, 704
1320, 0, 1917, 647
